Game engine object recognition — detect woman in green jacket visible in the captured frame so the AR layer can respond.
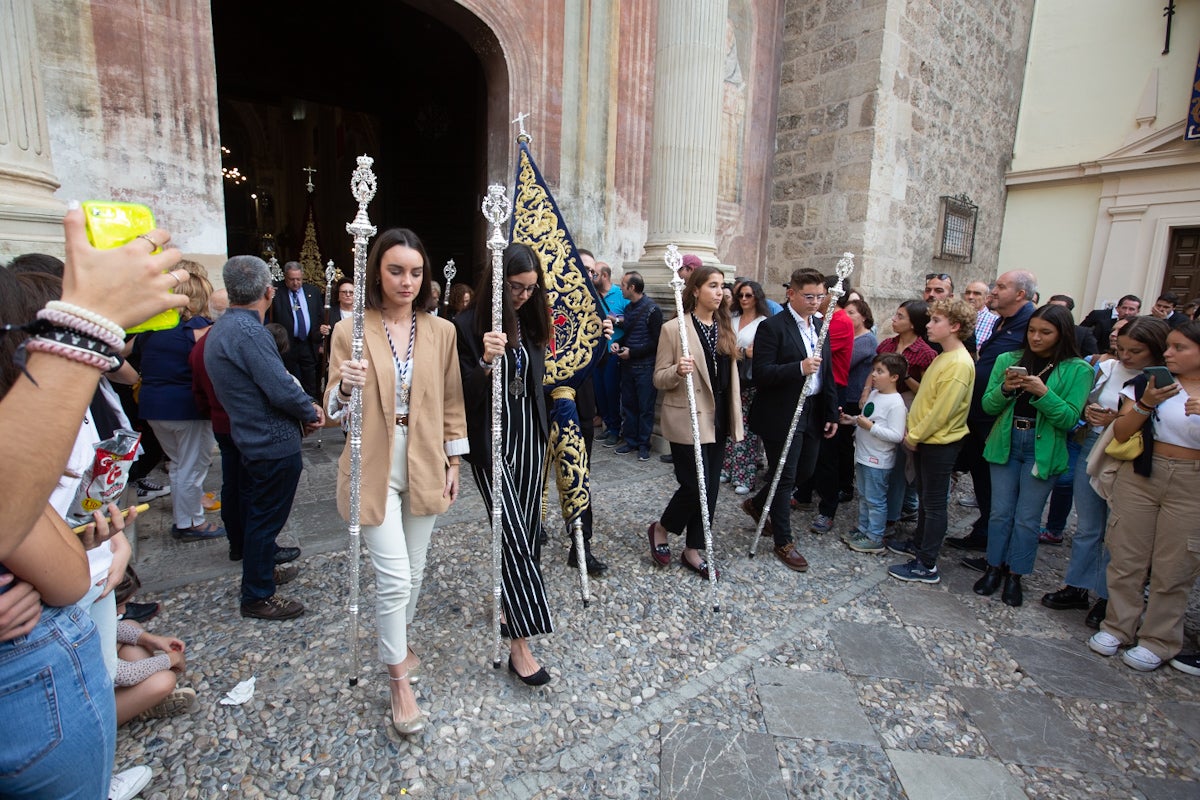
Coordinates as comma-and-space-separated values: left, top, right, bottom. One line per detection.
975, 304, 1092, 606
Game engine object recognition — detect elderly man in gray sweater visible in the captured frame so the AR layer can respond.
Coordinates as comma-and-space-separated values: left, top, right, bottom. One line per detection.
205, 256, 324, 621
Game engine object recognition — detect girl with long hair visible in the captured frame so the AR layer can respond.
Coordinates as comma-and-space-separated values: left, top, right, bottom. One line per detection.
974, 304, 1092, 607
455, 242, 555, 686
720, 279, 769, 494
648, 266, 743, 577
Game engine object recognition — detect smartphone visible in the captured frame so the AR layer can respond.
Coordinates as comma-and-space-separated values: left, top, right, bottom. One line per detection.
82, 201, 180, 333
1006, 366, 1028, 377
71, 503, 150, 534
1143, 366, 1175, 387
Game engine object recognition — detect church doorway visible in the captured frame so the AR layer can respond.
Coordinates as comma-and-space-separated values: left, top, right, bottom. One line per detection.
1161, 226, 1200, 306
211, 0, 492, 293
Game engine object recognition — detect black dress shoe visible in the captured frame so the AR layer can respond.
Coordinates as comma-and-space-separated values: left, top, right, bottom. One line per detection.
567, 544, 609, 576
960, 556, 988, 573
120, 601, 160, 623
973, 565, 1004, 596
1041, 586, 1089, 610
1001, 573, 1023, 607
1085, 598, 1107, 629
508, 656, 551, 686
947, 532, 988, 551
274, 546, 301, 565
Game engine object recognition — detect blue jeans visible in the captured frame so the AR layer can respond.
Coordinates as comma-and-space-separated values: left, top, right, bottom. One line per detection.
0, 604, 115, 798
240, 451, 303, 603
855, 463, 890, 542
1043, 433, 1082, 532
619, 361, 656, 449
1065, 429, 1110, 597
593, 354, 622, 435
987, 427, 1055, 575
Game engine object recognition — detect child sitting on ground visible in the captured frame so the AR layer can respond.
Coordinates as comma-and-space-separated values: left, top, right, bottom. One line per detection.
841, 353, 908, 553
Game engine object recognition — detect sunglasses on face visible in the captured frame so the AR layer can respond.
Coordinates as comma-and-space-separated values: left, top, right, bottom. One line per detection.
738, 292, 755, 299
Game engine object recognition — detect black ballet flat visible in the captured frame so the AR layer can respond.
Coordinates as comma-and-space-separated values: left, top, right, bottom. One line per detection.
508, 656, 551, 687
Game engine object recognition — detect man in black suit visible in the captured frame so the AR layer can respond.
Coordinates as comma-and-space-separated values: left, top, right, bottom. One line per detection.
269, 261, 325, 399
741, 267, 839, 573
1150, 291, 1191, 329
1080, 294, 1140, 347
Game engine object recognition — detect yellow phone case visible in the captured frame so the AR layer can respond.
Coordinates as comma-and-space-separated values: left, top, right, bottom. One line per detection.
82, 201, 180, 334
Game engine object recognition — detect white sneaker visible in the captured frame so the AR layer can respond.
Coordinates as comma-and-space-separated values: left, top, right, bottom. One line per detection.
734, 485, 750, 495
1122, 645, 1162, 672
109, 765, 152, 800
1088, 631, 1121, 657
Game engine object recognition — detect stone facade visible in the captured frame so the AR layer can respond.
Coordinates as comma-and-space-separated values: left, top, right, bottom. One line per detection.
769, 0, 1034, 316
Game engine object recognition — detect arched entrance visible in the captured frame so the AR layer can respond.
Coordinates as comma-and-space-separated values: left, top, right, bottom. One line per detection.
211, 0, 502, 290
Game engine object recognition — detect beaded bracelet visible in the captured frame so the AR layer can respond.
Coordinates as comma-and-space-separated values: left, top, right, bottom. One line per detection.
1131, 403, 1152, 416
37, 307, 124, 351
43, 301, 125, 343
1135, 399, 1156, 413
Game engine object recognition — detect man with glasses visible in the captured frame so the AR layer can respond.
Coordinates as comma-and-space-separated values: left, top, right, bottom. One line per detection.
613, 271, 662, 461
741, 268, 839, 572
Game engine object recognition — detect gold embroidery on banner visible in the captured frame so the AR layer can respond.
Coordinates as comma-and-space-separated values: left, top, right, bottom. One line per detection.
510, 149, 604, 384
548, 417, 590, 523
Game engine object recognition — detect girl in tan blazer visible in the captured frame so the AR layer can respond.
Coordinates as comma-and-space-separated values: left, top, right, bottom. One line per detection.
325, 228, 468, 736
648, 265, 744, 578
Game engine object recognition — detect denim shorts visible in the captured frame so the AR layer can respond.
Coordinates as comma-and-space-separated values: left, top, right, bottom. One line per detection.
0, 603, 116, 798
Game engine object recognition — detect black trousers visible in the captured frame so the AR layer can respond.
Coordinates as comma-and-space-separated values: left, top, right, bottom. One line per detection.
661, 441, 723, 551
961, 421, 993, 538
756, 430, 821, 546
283, 337, 319, 400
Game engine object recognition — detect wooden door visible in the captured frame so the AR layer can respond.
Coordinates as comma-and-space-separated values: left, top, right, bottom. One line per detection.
1162, 227, 1200, 303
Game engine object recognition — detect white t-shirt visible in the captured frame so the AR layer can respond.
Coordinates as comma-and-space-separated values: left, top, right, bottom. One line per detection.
1121, 383, 1200, 450
733, 314, 765, 352
51, 409, 113, 585
854, 389, 907, 469
1089, 360, 1139, 432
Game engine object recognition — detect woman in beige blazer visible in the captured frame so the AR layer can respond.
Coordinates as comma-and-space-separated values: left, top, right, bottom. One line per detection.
648, 265, 743, 578
325, 228, 468, 736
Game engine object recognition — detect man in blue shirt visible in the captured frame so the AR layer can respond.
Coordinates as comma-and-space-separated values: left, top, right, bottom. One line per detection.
582, 250, 627, 444
205, 256, 324, 621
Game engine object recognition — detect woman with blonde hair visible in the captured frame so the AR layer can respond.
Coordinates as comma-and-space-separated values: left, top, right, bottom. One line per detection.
132, 263, 222, 541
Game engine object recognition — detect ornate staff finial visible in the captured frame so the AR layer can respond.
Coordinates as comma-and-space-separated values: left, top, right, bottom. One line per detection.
347, 156, 378, 240
511, 112, 531, 144
302, 166, 317, 193
482, 184, 512, 252
267, 256, 283, 282
665, 244, 684, 290
443, 258, 457, 284
324, 259, 341, 284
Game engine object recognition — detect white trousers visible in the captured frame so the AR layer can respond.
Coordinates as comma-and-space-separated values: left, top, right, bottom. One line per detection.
361, 427, 438, 666
148, 418, 215, 529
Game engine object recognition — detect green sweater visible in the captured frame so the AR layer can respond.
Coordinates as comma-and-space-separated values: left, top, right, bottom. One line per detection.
981, 351, 1092, 479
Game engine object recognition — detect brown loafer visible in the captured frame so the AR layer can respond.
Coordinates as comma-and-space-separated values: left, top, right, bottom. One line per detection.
273, 563, 299, 586
647, 522, 670, 566
774, 543, 809, 572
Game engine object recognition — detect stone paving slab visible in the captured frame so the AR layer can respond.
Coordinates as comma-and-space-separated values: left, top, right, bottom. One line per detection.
753, 667, 877, 746
954, 687, 1120, 774
882, 583, 983, 633
659, 722, 787, 800
885, 749, 1026, 800
830, 620, 939, 683
998, 635, 1141, 702
1160, 701, 1200, 744
1133, 776, 1200, 800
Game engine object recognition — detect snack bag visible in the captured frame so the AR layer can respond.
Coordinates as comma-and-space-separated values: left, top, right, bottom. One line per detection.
67, 429, 142, 526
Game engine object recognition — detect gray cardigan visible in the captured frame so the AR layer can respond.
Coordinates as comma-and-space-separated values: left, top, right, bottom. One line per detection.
203, 307, 318, 461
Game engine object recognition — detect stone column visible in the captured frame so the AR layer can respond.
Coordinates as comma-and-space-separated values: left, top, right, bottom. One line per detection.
0, 0, 64, 260
630, 0, 729, 293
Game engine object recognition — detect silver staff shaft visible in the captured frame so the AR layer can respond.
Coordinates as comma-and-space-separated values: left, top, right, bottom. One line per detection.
665, 245, 719, 612
748, 252, 855, 557
572, 518, 590, 607
345, 156, 378, 686
482, 185, 511, 669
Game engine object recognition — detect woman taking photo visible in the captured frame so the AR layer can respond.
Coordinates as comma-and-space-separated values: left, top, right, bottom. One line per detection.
975, 304, 1091, 606
326, 228, 468, 735
648, 266, 742, 576
1041, 317, 1169, 627
721, 279, 768, 495
1088, 320, 1200, 671
455, 242, 554, 687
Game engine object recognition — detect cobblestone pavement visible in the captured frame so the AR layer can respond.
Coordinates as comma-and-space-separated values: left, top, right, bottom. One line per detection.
119, 428, 1200, 799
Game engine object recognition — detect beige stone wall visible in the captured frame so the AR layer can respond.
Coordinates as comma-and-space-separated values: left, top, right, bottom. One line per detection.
769, 0, 1033, 317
